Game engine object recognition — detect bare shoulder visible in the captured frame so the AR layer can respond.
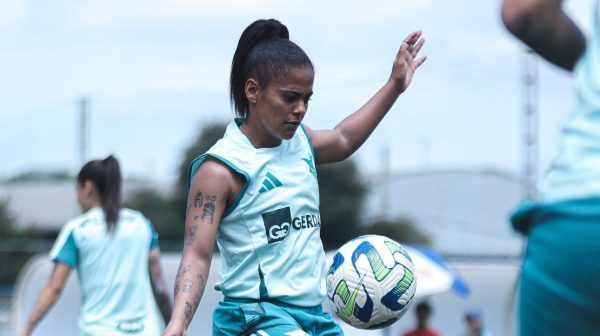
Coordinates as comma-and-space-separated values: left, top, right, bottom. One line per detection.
191, 157, 236, 186
190, 156, 245, 202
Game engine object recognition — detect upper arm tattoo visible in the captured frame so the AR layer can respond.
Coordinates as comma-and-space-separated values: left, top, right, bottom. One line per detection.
194, 191, 203, 209
202, 195, 217, 224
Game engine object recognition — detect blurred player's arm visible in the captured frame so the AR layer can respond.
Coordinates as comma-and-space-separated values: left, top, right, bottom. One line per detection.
149, 247, 173, 325
163, 158, 237, 336
305, 31, 426, 164
501, 0, 586, 71
20, 262, 71, 336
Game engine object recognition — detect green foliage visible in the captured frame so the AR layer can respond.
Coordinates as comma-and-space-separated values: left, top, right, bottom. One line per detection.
0, 199, 15, 237
124, 188, 183, 241
176, 122, 227, 190
0, 250, 35, 286
3, 170, 73, 184
359, 218, 431, 246
317, 160, 367, 250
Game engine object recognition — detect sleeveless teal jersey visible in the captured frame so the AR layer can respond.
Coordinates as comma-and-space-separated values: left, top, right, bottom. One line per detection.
50, 207, 160, 335
188, 119, 326, 307
540, 3, 600, 202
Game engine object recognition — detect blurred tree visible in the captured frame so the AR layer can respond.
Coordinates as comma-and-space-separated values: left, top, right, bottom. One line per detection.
176, 122, 227, 191
5, 170, 72, 183
125, 188, 182, 241
0, 198, 15, 237
359, 218, 431, 246
317, 160, 367, 250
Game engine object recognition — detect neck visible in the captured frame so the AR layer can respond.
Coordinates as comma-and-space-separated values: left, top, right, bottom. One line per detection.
83, 200, 102, 213
240, 118, 282, 148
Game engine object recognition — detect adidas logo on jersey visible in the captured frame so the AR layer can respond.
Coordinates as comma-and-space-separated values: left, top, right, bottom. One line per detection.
259, 172, 282, 193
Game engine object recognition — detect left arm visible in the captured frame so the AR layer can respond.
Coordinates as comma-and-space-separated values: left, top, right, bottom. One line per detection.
20, 262, 71, 336
149, 247, 173, 325
501, 0, 586, 71
306, 30, 426, 164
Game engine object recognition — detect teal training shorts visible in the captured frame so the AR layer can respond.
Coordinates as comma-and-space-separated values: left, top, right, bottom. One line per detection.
212, 297, 344, 336
511, 199, 600, 336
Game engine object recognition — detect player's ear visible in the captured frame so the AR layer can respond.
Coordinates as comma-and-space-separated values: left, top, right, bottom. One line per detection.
245, 78, 259, 104
85, 180, 96, 195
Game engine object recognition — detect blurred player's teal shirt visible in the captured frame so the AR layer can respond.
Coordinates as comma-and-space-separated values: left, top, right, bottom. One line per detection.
540, 2, 600, 202
188, 119, 326, 307
50, 208, 160, 335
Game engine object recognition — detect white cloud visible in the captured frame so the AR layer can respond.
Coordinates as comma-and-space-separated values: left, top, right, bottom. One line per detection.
0, 0, 31, 41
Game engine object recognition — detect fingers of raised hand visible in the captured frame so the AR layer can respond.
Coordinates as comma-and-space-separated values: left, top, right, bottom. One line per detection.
410, 37, 425, 58
402, 30, 422, 46
398, 31, 425, 64
414, 55, 427, 69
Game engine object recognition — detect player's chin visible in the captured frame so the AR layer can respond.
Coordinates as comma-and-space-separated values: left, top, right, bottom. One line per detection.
282, 125, 300, 139
281, 132, 295, 140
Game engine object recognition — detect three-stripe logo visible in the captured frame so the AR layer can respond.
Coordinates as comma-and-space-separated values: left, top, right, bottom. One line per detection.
259, 172, 282, 193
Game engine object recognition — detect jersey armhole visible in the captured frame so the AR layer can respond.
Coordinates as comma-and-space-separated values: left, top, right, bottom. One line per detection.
300, 124, 316, 159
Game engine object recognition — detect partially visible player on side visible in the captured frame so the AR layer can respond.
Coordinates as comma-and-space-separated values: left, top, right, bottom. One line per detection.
501, 0, 600, 335
163, 18, 425, 336
21, 155, 172, 336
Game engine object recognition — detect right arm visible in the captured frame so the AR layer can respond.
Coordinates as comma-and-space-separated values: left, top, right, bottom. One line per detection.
20, 262, 71, 336
501, 0, 586, 71
149, 247, 173, 325
163, 158, 237, 336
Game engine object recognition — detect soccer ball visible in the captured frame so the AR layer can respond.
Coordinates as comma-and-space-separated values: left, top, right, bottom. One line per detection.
326, 235, 416, 329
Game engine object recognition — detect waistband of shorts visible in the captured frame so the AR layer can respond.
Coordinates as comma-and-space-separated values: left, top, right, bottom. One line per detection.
223, 296, 324, 314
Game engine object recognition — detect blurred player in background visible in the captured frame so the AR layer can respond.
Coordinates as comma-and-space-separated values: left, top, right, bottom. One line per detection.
502, 0, 600, 335
21, 155, 172, 335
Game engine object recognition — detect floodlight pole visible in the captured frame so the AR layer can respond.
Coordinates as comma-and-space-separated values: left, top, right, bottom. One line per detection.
78, 96, 90, 168
521, 49, 539, 201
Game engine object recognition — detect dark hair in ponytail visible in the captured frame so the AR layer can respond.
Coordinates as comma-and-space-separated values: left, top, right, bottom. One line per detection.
77, 155, 122, 231
230, 18, 314, 118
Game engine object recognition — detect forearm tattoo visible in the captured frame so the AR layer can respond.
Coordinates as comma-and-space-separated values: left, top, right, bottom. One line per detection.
174, 264, 191, 296
183, 279, 193, 293
193, 294, 201, 309
198, 273, 206, 291
184, 301, 193, 322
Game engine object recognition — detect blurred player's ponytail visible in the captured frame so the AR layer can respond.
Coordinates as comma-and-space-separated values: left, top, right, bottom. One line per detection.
78, 155, 122, 231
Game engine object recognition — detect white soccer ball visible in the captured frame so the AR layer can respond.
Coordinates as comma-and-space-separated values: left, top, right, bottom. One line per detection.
326, 235, 417, 329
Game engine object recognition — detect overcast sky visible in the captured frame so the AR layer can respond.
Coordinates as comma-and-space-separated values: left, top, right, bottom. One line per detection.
0, 0, 594, 183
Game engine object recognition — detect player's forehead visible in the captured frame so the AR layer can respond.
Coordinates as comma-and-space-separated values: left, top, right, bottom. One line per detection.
267, 66, 314, 92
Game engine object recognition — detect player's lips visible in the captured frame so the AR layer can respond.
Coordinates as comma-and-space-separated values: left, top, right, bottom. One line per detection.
284, 121, 301, 126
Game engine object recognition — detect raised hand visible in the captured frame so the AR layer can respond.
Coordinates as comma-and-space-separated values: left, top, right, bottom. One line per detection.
390, 30, 427, 93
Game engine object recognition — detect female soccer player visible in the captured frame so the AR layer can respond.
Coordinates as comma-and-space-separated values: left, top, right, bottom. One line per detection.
164, 19, 425, 335
21, 155, 172, 335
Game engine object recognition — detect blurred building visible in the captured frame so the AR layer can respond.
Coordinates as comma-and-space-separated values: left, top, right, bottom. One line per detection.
1, 168, 525, 256
363, 168, 525, 257
0, 181, 172, 231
